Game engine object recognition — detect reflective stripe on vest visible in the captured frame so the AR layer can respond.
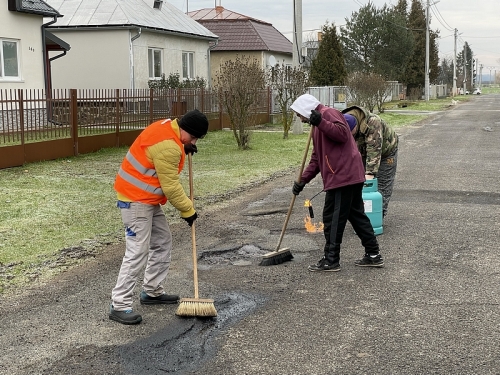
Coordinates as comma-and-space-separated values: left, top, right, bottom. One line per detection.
124, 151, 157, 177
116, 151, 163, 195
114, 119, 184, 204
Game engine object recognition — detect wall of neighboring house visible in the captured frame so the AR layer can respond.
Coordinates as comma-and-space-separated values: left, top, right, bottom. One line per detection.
209, 51, 292, 84
262, 52, 292, 69
133, 30, 211, 89
0, 10, 46, 89
49, 28, 211, 90
49, 29, 130, 89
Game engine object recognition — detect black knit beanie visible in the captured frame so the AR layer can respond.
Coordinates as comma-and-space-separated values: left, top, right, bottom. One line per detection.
178, 109, 209, 139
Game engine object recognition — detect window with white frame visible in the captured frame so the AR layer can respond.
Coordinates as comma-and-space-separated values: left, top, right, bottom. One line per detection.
148, 48, 162, 79
0, 39, 20, 80
182, 51, 194, 79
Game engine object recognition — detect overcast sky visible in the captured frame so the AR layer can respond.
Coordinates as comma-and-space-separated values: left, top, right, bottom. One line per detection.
168, 0, 500, 72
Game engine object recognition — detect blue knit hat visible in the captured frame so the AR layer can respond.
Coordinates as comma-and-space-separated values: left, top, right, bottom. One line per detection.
343, 114, 357, 131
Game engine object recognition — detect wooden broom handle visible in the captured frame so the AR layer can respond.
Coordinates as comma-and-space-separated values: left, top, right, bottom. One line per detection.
275, 126, 313, 251
188, 153, 199, 299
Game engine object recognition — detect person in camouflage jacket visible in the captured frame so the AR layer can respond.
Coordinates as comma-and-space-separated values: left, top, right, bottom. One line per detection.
342, 105, 398, 217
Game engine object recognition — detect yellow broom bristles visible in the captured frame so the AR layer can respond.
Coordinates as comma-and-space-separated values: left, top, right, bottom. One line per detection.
175, 298, 218, 317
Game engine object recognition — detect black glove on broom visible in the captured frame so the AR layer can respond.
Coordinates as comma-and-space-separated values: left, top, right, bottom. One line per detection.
309, 110, 322, 126
293, 181, 306, 196
183, 212, 198, 226
184, 144, 198, 155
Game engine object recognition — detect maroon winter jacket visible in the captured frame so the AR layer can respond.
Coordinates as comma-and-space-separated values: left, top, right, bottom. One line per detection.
301, 104, 366, 190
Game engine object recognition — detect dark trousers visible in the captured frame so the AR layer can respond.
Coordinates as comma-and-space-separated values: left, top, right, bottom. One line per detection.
322, 182, 379, 264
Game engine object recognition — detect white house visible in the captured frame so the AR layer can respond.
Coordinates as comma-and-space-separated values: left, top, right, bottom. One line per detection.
44, 0, 218, 90
1, 0, 70, 90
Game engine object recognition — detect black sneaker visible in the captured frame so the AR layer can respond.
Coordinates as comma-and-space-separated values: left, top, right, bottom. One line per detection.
140, 291, 179, 305
355, 253, 384, 267
109, 306, 142, 325
308, 257, 340, 272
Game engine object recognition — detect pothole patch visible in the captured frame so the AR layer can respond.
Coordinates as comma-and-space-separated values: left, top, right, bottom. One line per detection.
119, 292, 265, 374
199, 244, 269, 266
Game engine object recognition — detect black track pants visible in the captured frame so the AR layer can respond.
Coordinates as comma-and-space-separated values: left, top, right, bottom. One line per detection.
322, 182, 379, 263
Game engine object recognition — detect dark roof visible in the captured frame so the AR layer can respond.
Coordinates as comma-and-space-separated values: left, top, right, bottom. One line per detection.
189, 7, 291, 54
9, 0, 61, 17
45, 31, 70, 51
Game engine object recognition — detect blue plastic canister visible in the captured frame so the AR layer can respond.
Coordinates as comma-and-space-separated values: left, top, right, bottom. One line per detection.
362, 178, 383, 235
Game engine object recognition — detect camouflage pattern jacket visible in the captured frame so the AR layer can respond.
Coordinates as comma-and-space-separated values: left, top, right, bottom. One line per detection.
342, 105, 398, 176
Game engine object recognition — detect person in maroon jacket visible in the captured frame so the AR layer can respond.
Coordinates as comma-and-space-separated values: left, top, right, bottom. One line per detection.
290, 94, 384, 272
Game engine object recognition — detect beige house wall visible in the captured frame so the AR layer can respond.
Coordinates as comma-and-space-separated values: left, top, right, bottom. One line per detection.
134, 30, 210, 89
49, 29, 130, 89
0, 10, 46, 89
209, 51, 292, 85
49, 28, 212, 90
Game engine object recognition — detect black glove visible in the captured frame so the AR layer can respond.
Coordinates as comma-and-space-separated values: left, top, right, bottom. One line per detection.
309, 110, 322, 126
184, 144, 198, 155
293, 181, 306, 196
183, 212, 198, 227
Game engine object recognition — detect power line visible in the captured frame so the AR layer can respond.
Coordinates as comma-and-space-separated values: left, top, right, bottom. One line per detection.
429, 2, 454, 32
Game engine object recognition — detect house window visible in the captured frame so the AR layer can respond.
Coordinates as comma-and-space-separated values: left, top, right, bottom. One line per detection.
148, 48, 162, 79
0, 39, 20, 80
182, 52, 194, 79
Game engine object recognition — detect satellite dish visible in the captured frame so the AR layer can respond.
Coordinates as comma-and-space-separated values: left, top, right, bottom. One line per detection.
268, 55, 276, 67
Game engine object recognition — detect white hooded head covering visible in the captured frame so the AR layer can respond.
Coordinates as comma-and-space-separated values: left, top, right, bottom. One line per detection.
290, 94, 321, 119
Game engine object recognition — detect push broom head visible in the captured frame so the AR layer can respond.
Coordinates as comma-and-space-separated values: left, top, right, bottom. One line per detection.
175, 298, 217, 317
259, 247, 294, 266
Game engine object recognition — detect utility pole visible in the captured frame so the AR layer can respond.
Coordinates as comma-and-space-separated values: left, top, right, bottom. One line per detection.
479, 64, 483, 88
292, 0, 303, 68
424, 0, 430, 101
471, 56, 475, 89
463, 44, 467, 93
453, 28, 457, 96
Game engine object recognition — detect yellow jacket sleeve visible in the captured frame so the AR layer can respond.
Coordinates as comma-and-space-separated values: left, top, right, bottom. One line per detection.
146, 140, 195, 218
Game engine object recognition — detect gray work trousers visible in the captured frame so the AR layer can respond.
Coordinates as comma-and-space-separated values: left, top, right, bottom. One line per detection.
111, 202, 172, 311
377, 148, 398, 217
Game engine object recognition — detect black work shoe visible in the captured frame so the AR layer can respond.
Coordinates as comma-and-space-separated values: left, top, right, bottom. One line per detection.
140, 291, 179, 305
109, 306, 142, 325
308, 257, 340, 272
355, 253, 384, 267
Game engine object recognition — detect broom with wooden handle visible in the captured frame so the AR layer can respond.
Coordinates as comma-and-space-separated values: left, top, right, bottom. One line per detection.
259, 126, 313, 266
176, 153, 217, 317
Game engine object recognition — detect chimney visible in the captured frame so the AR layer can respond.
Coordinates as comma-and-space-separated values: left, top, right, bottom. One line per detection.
153, 0, 163, 10
215, 6, 224, 14
317, 32, 323, 41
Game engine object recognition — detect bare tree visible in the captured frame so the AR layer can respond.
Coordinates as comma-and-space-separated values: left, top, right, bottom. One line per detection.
268, 63, 309, 138
346, 72, 391, 113
213, 56, 266, 149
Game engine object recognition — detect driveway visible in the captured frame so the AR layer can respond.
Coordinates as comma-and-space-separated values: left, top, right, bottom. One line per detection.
1, 94, 499, 375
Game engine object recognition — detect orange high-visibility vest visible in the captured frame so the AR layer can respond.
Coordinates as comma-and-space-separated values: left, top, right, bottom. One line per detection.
114, 119, 185, 205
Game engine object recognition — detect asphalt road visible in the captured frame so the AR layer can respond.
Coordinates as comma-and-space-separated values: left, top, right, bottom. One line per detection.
1, 94, 499, 375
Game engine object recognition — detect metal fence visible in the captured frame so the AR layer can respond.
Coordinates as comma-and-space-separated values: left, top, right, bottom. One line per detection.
0, 86, 352, 169
0, 87, 273, 169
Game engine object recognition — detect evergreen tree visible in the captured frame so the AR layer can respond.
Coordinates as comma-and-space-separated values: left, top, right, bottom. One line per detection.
376, 3, 413, 82
405, 0, 440, 96
309, 22, 347, 86
405, 0, 426, 96
340, 2, 381, 75
340, 1, 412, 82
429, 29, 440, 84
456, 42, 474, 91
437, 57, 454, 85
